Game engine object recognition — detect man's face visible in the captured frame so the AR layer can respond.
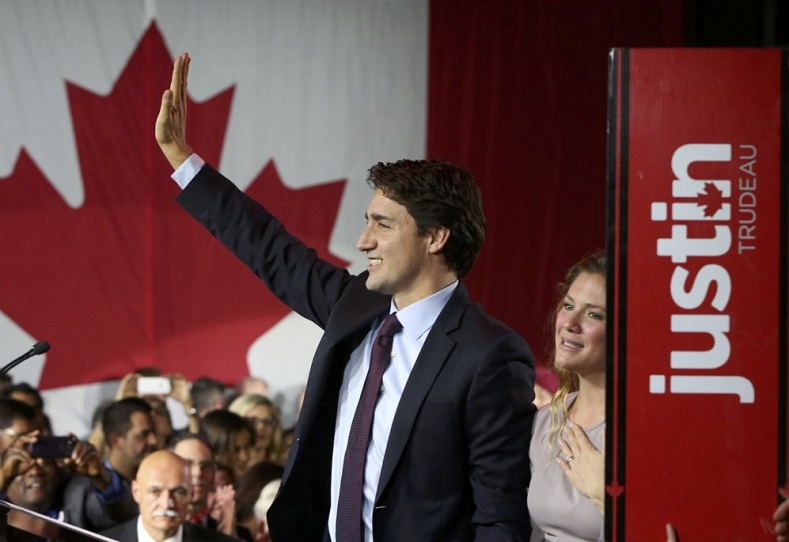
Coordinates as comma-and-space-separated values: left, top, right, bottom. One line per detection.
118, 411, 158, 468
6, 459, 57, 512
133, 453, 191, 542
172, 438, 215, 508
356, 190, 437, 309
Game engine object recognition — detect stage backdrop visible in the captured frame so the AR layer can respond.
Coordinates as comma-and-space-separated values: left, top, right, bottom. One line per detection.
0, 0, 684, 434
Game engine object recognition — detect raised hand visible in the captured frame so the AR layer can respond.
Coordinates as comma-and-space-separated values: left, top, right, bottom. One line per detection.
155, 52, 193, 170
210, 484, 237, 536
115, 372, 139, 399
63, 437, 107, 482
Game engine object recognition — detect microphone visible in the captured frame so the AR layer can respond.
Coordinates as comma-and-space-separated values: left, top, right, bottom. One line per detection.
0, 341, 50, 377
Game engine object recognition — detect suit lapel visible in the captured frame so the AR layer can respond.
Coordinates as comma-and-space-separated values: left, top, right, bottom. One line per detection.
375, 284, 469, 499
295, 279, 389, 456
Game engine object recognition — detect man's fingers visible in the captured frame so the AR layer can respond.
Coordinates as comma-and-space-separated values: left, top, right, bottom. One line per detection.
172, 53, 189, 105
162, 89, 173, 109
171, 55, 183, 92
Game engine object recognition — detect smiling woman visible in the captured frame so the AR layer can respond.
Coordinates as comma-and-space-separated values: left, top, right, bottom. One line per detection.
528, 250, 607, 542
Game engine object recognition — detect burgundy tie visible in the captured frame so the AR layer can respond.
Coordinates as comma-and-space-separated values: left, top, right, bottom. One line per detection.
335, 313, 403, 542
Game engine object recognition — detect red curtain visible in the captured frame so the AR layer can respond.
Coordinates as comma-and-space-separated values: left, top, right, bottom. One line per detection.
427, 0, 687, 364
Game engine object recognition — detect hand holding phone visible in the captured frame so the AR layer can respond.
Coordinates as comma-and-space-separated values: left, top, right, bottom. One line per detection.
137, 376, 172, 396
27, 435, 78, 459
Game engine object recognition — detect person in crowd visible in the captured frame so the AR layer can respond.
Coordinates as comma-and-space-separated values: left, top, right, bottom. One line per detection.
0, 374, 12, 394
1, 426, 133, 534
115, 370, 200, 434
1, 382, 52, 435
168, 431, 242, 539
252, 479, 279, 542
213, 464, 235, 492
236, 377, 270, 398
191, 377, 226, 418
0, 398, 37, 455
145, 397, 175, 450
199, 410, 253, 480
168, 432, 217, 524
278, 427, 294, 465
155, 53, 534, 541
228, 394, 283, 466
62, 398, 157, 531
234, 462, 284, 542
87, 399, 119, 461
101, 450, 237, 542
528, 250, 606, 541
2, 382, 44, 410
103, 398, 159, 483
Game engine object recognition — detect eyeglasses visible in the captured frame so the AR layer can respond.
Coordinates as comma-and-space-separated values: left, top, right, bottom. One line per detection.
248, 417, 276, 428
184, 459, 216, 471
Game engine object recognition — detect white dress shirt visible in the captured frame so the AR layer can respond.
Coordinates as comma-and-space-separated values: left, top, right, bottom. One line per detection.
328, 283, 456, 542
136, 516, 184, 542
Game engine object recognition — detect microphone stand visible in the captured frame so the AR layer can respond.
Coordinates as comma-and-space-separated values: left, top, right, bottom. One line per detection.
0, 342, 50, 377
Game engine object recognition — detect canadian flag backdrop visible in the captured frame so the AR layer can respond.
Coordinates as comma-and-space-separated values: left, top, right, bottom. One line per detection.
0, 1, 684, 434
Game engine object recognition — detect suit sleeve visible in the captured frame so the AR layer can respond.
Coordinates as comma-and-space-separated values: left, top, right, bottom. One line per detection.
176, 164, 353, 328
466, 331, 535, 541
62, 474, 137, 531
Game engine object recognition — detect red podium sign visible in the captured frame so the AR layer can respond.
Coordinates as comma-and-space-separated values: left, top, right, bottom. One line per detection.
606, 49, 787, 540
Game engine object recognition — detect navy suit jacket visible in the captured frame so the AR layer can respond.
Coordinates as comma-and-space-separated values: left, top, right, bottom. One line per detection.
177, 165, 535, 541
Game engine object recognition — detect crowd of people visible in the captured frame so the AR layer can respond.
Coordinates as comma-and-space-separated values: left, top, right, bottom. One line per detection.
0, 50, 783, 542
0, 372, 290, 541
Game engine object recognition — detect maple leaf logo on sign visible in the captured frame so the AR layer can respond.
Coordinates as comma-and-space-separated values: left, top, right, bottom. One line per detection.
696, 181, 724, 218
0, 24, 348, 389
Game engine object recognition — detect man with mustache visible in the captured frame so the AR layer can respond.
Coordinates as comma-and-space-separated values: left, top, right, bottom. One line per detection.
102, 450, 236, 542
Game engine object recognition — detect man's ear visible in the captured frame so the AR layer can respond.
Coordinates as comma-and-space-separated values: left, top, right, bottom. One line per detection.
106, 432, 120, 449
427, 226, 450, 254
131, 479, 140, 504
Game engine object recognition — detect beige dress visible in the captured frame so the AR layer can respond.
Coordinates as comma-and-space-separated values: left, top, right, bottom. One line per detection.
528, 392, 605, 541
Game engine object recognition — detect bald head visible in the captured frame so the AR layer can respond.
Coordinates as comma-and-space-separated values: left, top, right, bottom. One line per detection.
133, 450, 192, 542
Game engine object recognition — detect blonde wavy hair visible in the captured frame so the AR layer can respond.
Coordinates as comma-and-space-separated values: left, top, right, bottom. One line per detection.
545, 250, 607, 455
229, 393, 283, 464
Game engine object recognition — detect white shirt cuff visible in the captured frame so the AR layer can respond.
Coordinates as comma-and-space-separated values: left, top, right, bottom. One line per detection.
171, 153, 205, 190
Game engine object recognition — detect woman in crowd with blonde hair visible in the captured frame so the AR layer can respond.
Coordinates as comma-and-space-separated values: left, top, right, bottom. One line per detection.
528, 250, 607, 541
229, 394, 284, 466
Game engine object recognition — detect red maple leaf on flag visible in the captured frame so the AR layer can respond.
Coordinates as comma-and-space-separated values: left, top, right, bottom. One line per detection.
696, 181, 724, 218
0, 24, 348, 389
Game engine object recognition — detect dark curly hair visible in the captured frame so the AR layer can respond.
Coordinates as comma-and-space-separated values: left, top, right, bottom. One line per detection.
366, 159, 486, 278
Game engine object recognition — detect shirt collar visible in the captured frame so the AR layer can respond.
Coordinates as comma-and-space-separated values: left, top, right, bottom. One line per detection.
137, 515, 184, 542
390, 281, 457, 341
